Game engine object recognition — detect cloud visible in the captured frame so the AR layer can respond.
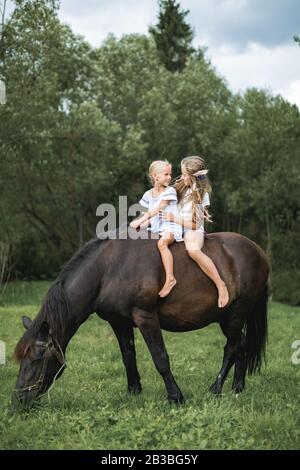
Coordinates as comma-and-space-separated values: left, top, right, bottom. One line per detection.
184, 0, 300, 51
4, 1, 298, 107
207, 41, 300, 107
281, 80, 300, 108
59, 1, 300, 51
59, 0, 157, 46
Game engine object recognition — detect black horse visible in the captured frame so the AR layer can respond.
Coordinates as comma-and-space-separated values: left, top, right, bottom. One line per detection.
13, 230, 269, 409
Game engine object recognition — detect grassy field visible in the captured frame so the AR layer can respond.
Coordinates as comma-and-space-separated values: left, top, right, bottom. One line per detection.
0, 281, 299, 450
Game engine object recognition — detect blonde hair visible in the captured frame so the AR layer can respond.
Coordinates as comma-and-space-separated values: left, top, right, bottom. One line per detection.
174, 155, 212, 224
148, 160, 171, 186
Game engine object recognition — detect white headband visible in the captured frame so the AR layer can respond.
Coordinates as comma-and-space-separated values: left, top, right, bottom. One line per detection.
193, 169, 208, 177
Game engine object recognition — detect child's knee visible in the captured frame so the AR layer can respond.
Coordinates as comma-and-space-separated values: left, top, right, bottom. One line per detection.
184, 233, 203, 253
187, 246, 203, 258
157, 238, 168, 250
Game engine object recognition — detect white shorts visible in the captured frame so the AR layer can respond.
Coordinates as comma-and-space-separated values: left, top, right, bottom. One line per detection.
183, 229, 204, 251
158, 219, 183, 242
159, 227, 183, 242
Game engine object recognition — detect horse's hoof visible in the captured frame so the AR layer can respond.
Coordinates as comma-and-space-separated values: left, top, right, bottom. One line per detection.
128, 384, 142, 395
209, 382, 222, 395
232, 382, 245, 394
168, 393, 185, 405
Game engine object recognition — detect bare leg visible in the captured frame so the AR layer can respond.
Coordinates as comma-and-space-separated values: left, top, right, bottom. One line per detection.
189, 251, 229, 307
184, 231, 229, 308
157, 232, 177, 297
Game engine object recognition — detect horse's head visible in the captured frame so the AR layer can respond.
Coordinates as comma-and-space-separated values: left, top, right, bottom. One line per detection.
13, 316, 66, 410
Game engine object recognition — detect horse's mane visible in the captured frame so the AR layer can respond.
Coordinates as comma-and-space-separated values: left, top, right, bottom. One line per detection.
14, 237, 104, 362
57, 237, 103, 283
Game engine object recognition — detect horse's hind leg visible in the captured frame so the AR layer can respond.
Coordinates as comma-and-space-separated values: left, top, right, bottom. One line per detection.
210, 310, 245, 395
232, 333, 247, 394
132, 307, 184, 404
209, 338, 237, 395
109, 320, 142, 394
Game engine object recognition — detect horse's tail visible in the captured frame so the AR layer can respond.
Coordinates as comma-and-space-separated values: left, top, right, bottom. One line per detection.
245, 283, 269, 375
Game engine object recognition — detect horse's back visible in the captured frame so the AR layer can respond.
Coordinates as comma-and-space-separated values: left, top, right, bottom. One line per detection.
203, 232, 270, 295
157, 232, 270, 331
97, 231, 269, 329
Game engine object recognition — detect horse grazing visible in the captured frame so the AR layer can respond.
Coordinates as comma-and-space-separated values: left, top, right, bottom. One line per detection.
13, 230, 269, 409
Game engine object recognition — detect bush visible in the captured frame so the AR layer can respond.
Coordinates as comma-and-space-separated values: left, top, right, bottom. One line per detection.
14, 235, 61, 280
272, 270, 300, 306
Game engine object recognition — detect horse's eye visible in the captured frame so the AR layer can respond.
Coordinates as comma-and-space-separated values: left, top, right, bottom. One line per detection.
30, 350, 44, 363
31, 357, 43, 365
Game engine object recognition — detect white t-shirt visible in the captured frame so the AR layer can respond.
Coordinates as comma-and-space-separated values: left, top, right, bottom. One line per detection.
139, 187, 183, 241
177, 190, 210, 234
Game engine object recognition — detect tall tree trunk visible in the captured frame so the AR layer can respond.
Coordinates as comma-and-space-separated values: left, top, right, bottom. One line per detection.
237, 210, 242, 233
77, 204, 83, 248
265, 212, 273, 300
265, 212, 272, 262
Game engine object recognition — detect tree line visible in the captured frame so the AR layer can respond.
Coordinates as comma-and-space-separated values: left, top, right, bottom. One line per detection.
0, 0, 299, 304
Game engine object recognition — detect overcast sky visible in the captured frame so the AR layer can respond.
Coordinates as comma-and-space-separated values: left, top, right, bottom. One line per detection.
5, 0, 300, 107
57, 0, 300, 108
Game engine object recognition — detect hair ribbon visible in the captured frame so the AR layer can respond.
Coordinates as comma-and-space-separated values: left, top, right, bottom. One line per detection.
193, 169, 208, 181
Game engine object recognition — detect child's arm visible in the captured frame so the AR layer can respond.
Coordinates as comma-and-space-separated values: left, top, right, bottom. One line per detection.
140, 219, 151, 229
161, 206, 207, 230
161, 213, 198, 230
130, 200, 170, 229
162, 190, 211, 229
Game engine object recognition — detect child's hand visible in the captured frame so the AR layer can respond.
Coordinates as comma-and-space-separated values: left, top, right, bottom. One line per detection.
160, 210, 174, 222
130, 220, 140, 229
140, 220, 150, 229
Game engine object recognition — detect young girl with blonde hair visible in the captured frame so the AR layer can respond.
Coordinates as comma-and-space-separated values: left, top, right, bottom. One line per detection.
130, 160, 182, 297
162, 156, 229, 308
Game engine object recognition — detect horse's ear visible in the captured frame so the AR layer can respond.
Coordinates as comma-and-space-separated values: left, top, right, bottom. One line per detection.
22, 316, 33, 330
39, 321, 50, 339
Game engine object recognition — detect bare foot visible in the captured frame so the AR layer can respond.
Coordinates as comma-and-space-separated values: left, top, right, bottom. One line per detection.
218, 282, 229, 308
158, 278, 177, 298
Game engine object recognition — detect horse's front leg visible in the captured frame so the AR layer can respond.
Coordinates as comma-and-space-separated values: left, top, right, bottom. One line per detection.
109, 320, 142, 394
132, 307, 184, 404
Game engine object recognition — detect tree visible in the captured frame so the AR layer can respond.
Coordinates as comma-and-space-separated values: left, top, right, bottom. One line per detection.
149, 0, 194, 72
0, 0, 103, 269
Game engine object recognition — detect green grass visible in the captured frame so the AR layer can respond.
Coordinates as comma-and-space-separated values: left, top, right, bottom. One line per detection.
0, 281, 299, 450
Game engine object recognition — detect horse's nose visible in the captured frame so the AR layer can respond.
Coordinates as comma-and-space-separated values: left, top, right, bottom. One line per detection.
11, 390, 22, 409
11, 390, 29, 410
12, 390, 36, 410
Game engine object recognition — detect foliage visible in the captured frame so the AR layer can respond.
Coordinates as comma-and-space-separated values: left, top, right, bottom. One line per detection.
149, 0, 195, 72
